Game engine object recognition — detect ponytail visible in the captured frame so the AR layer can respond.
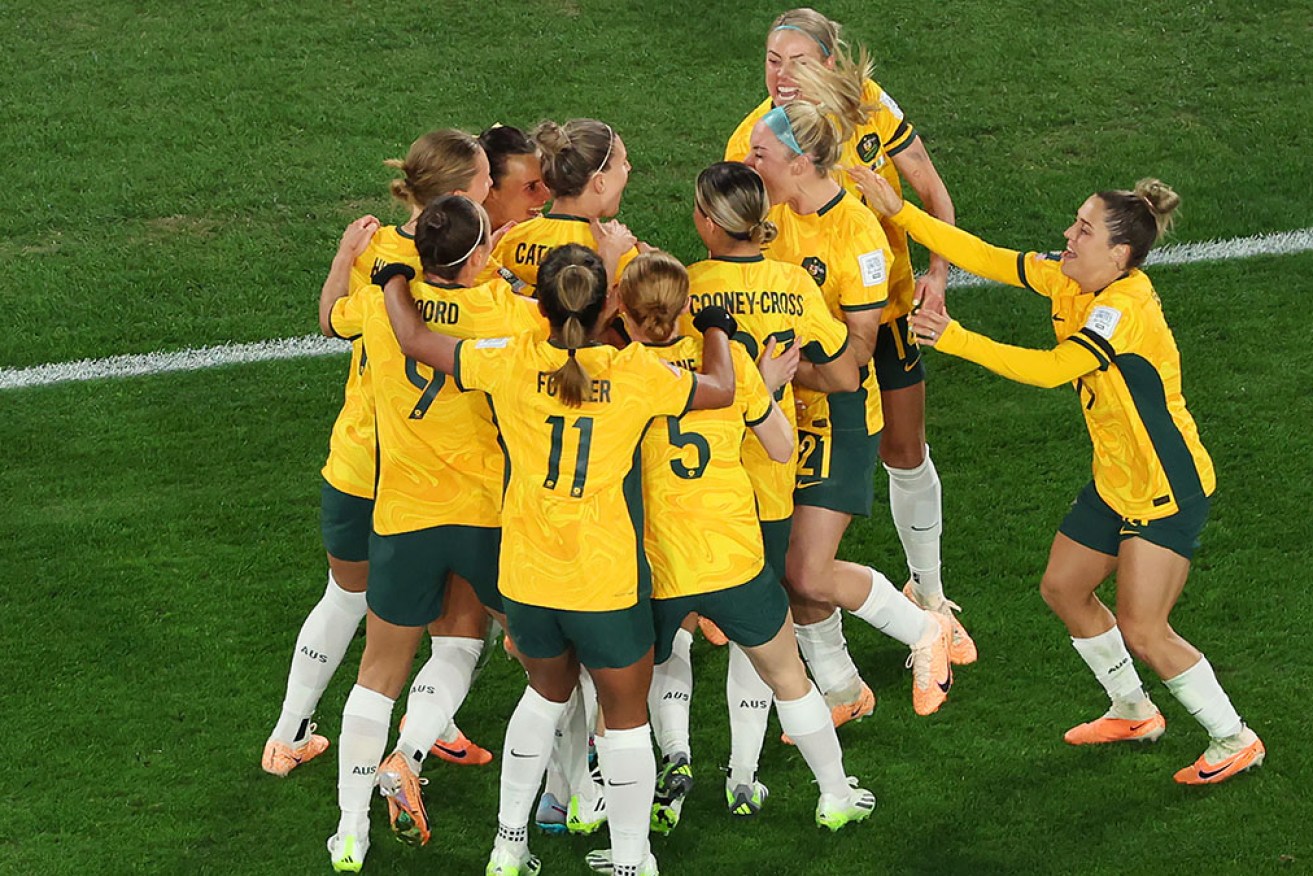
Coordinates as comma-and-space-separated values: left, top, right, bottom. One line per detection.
537, 245, 610, 408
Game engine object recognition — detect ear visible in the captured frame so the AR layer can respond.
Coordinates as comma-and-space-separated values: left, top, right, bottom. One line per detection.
1111, 242, 1133, 271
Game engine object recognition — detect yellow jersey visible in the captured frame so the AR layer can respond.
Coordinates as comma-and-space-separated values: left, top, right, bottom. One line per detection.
362, 277, 547, 535
893, 203, 1215, 519
765, 189, 891, 439
492, 213, 639, 296
683, 254, 850, 522
640, 339, 774, 599
726, 79, 919, 321
455, 337, 697, 611
322, 225, 422, 499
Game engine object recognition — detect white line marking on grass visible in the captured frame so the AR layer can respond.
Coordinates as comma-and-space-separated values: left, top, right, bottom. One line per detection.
3, 226, 1311, 391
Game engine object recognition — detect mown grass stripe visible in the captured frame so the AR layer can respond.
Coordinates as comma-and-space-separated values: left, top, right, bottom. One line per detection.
4, 226, 1311, 391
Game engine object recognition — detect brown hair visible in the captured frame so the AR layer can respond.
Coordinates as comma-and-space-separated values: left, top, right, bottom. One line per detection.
413, 195, 488, 281
695, 162, 777, 246
384, 130, 483, 209
531, 119, 616, 199
537, 243, 609, 407
618, 251, 690, 344
1098, 178, 1181, 270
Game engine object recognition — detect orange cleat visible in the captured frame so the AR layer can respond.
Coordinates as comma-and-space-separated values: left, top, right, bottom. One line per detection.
378, 751, 431, 846
1064, 712, 1166, 745
782, 683, 875, 745
903, 582, 977, 666
430, 728, 494, 766
698, 616, 729, 647
908, 614, 953, 716
262, 726, 330, 777
1174, 727, 1265, 785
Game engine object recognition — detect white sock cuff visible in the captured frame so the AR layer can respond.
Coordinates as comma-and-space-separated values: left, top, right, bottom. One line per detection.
795, 608, 843, 642
775, 684, 830, 737
325, 571, 368, 612
343, 684, 394, 717
883, 446, 935, 484
672, 627, 694, 655
1164, 655, 1209, 694
597, 724, 652, 753
518, 685, 570, 722
1071, 625, 1127, 659
429, 635, 484, 659
855, 566, 896, 617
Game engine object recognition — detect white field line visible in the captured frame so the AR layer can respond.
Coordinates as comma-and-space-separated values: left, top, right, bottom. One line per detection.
3, 226, 1312, 392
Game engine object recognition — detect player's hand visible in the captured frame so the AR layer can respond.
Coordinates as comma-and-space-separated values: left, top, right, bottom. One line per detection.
337, 215, 380, 262
590, 218, 638, 264
636, 240, 656, 254
914, 271, 948, 315
490, 220, 517, 251
757, 336, 801, 393
909, 304, 952, 348
845, 166, 903, 216
692, 305, 737, 338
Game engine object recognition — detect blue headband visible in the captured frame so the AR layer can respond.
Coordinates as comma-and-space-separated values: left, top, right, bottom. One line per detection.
762, 106, 804, 156
772, 24, 832, 57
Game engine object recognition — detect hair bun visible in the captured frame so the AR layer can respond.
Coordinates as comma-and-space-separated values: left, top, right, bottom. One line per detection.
1134, 178, 1181, 216
532, 120, 571, 158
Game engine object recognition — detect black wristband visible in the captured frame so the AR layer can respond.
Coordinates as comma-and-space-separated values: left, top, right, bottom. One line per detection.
692, 305, 737, 338
372, 262, 416, 288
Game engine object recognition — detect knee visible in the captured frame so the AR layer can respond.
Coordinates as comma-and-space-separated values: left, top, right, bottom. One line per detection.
1039, 575, 1066, 613
879, 435, 925, 470
1117, 619, 1163, 661
784, 561, 831, 605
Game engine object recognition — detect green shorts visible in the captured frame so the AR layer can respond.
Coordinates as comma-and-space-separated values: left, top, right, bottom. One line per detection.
759, 518, 792, 586
873, 313, 925, 391
794, 427, 881, 517
366, 525, 501, 626
503, 597, 654, 670
652, 564, 789, 663
320, 479, 373, 562
1059, 481, 1211, 561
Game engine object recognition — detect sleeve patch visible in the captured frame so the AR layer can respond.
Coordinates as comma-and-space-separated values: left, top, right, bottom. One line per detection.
476, 336, 511, 349
857, 249, 888, 287
879, 90, 905, 121
1084, 305, 1122, 340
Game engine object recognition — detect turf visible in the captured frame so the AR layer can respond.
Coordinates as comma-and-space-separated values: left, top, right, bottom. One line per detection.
1, 1, 1310, 874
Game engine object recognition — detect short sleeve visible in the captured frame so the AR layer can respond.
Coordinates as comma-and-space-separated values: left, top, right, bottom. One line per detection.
454, 336, 514, 394
735, 344, 774, 427
869, 81, 918, 157
838, 215, 892, 313
640, 348, 698, 418
329, 290, 367, 340
798, 279, 850, 363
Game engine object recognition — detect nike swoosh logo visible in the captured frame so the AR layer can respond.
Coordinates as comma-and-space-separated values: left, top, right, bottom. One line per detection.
910, 524, 935, 532
1198, 762, 1236, 780
607, 780, 638, 788
1119, 527, 1138, 536
903, 355, 921, 371
510, 749, 534, 759
1128, 721, 1151, 732
937, 677, 951, 694
1052, 315, 1065, 322
433, 741, 469, 759
796, 480, 823, 490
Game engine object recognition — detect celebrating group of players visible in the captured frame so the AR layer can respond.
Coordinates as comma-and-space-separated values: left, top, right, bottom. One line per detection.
258, 7, 1265, 875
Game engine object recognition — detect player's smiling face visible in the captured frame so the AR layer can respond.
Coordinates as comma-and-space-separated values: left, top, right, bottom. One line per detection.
1061, 195, 1126, 291
764, 29, 825, 105
744, 122, 799, 203
486, 153, 550, 225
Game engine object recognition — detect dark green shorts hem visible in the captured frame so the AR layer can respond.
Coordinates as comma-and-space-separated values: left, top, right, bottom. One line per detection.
874, 314, 925, 391
320, 480, 373, 562
367, 525, 501, 626
1059, 481, 1210, 561
652, 564, 788, 663
503, 597, 654, 670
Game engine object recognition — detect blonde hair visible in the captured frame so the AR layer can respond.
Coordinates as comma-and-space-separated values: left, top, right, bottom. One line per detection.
780, 101, 844, 174
1098, 178, 1181, 270
532, 119, 616, 199
618, 251, 690, 344
695, 162, 778, 246
385, 130, 483, 209
789, 46, 878, 143
537, 244, 610, 408
769, 8, 845, 58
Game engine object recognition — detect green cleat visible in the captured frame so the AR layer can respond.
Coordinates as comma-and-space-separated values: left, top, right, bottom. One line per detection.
815, 779, 875, 831
651, 753, 693, 834
486, 845, 542, 876
567, 790, 608, 836
726, 778, 769, 818
327, 833, 369, 873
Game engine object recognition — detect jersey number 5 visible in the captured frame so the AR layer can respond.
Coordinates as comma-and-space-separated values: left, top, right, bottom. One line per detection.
667, 418, 710, 480
545, 415, 594, 497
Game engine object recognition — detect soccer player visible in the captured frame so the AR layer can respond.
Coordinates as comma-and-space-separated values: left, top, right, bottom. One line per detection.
744, 100, 955, 718
326, 194, 545, 872
727, 8, 975, 672
854, 167, 1265, 785
379, 242, 738, 876
622, 250, 876, 838
479, 124, 552, 229
493, 119, 640, 295
263, 129, 496, 781
684, 160, 861, 809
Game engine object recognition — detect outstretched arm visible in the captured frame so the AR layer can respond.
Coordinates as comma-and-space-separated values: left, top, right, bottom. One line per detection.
318, 215, 380, 337
890, 139, 956, 313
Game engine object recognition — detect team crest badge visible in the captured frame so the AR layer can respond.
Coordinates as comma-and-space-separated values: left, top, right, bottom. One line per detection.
857, 133, 880, 162
801, 256, 827, 286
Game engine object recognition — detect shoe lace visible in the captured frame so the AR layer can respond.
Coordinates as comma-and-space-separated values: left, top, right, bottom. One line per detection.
906, 644, 931, 690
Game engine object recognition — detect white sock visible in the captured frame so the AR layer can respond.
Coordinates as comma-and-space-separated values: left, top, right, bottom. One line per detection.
395, 636, 482, 773
725, 642, 772, 785
886, 448, 944, 604
775, 684, 848, 798
596, 725, 656, 870
648, 629, 693, 760
580, 668, 599, 734
272, 572, 367, 744
850, 566, 936, 647
558, 684, 594, 798
496, 686, 569, 851
794, 610, 862, 701
1070, 626, 1150, 712
437, 720, 460, 745
337, 685, 394, 837
1164, 656, 1244, 739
